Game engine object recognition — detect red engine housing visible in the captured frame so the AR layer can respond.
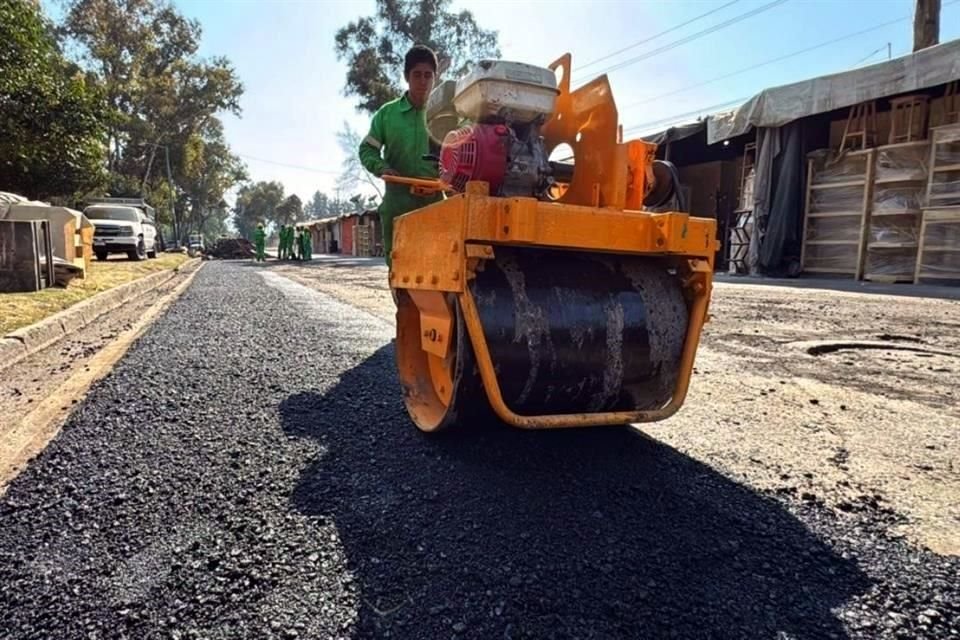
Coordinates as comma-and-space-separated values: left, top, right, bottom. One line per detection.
440, 124, 510, 193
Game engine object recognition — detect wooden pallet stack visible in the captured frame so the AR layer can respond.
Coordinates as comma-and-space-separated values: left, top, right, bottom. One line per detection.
355, 223, 372, 257
916, 123, 960, 283
801, 149, 874, 279
863, 141, 928, 282
801, 101, 960, 285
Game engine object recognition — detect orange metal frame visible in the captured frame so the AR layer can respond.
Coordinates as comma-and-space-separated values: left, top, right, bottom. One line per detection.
391, 182, 717, 429
389, 52, 719, 429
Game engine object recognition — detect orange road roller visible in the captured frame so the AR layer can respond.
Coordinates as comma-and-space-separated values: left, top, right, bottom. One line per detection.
386, 54, 718, 432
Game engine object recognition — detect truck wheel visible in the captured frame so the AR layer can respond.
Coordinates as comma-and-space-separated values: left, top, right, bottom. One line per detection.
128, 240, 146, 261
95, 251, 108, 261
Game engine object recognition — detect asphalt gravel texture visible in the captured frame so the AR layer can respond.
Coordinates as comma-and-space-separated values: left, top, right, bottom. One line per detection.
0, 261, 957, 639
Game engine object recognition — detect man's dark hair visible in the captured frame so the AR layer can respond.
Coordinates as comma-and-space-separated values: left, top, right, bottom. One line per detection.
404, 44, 438, 76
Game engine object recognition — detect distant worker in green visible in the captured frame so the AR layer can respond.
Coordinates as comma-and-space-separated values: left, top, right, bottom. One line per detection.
277, 224, 287, 260
282, 225, 292, 260
358, 44, 442, 269
302, 226, 313, 261
253, 223, 266, 262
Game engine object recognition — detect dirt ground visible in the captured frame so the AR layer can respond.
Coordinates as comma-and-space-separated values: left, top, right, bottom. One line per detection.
265, 256, 959, 556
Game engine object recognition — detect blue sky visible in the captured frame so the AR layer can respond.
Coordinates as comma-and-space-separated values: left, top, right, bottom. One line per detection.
48, 0, 960, 205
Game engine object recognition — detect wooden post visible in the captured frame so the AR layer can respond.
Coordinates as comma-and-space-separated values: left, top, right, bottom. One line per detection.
914, 212, 928, 283
855, 150, 876, 281
913, 0, 940, 52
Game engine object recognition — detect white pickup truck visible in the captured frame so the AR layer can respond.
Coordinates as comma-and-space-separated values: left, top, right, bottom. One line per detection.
84, 203, 159, 261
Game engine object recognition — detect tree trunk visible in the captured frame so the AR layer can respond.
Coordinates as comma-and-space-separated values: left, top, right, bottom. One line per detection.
913, 0, 940, 52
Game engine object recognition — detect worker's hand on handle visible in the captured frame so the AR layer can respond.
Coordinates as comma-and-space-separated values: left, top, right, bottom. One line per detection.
381, 173, 452, 198
380, 168, 399, 177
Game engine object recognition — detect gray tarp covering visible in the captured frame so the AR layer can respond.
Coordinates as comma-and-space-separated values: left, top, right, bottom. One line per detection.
748, 127, 779, 273
747, 122, 809, 274
759, 121, 806, 271
641, 121, 705, 146
708, 38, 960, 144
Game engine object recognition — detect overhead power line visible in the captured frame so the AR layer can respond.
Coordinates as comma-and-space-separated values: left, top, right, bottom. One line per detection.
853, 42, 891, 66
622, 97, 748, 135
575, 0, 742, 73
238, 153, 341, 174
579, 0, 789, 80
617, 0, 960, 115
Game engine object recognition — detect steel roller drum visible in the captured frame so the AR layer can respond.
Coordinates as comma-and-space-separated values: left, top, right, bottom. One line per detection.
466, 247, 689, 416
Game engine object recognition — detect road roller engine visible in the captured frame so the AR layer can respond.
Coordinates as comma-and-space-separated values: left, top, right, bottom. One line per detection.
385, 54, 718, 433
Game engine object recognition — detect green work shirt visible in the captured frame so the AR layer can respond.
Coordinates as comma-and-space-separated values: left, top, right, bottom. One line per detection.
359, 93, 437, 181
359, 93, 443, 266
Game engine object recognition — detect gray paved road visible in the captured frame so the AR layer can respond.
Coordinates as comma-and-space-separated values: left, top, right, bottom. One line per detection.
0, 262, 956, 639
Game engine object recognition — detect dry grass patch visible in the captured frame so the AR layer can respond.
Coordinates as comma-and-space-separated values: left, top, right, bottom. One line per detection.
0, 253, 190, 334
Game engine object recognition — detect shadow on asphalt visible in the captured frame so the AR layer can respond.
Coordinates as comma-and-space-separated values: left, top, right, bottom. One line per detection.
280, 345, 869, 638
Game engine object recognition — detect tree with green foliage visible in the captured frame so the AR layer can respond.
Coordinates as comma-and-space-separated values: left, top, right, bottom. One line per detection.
304, 188, 360, 220
334, 0, 500, 112
304, 191, 332, 219
0, 0, 107, 200
233, 180, 284, 239
274, 194, 304, 227
60, 0, 244, 243
179, 119, 247, 242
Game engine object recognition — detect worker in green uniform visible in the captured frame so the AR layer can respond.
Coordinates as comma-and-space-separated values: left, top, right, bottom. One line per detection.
358, 44, 442, 269
278, 224, 287, 260
253, 223, 266, 262
302, 226, 313, 261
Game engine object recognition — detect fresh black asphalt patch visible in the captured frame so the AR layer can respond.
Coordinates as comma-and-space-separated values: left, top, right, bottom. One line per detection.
1, 262, 956, 638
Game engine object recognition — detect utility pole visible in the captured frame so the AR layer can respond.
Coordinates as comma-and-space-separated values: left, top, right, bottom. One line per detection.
913, 0, 940, 52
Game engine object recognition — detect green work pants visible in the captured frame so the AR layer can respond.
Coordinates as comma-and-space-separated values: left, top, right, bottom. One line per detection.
380, 186, 441, 268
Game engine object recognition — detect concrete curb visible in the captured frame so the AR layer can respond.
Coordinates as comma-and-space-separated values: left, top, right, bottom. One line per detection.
0, 258, 201, 374
0, 338, 27, 366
